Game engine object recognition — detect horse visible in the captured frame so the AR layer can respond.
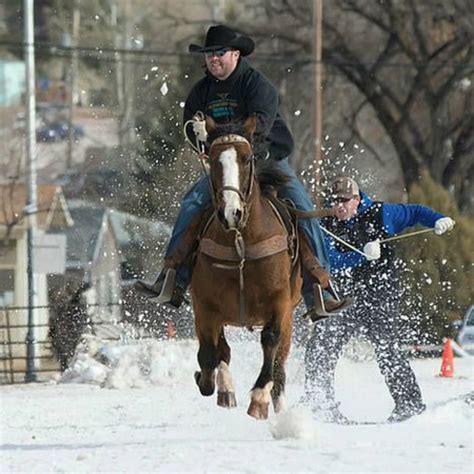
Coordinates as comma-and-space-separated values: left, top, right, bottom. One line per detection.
190, 115, 303, 419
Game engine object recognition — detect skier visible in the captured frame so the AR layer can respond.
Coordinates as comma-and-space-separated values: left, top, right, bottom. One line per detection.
303, 176, 456, 423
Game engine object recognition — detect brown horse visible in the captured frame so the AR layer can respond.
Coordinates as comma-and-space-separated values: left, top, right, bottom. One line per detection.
190, 115, 302, 419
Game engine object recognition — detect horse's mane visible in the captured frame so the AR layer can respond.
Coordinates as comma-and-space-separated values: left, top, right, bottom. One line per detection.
208, 121, 291, 195
207, 121, 255, 145
255, 159, 291, 195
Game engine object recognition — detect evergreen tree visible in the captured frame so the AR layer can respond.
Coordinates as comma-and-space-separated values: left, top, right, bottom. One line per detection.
399, 171, 474, 342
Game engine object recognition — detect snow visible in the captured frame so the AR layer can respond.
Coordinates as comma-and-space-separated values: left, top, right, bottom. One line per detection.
160, 82, 169, 96
1, 331, 472, 473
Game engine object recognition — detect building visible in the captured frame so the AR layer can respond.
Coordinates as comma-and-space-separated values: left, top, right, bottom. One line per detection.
0, 184, 67, 382
0, 59, 26, 106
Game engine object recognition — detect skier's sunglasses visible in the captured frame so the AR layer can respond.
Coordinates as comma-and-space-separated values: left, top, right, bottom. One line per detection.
333, 196, 355, 204
205, 48, 232, 58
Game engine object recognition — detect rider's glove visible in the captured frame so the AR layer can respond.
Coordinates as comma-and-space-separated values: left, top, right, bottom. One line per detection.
363, 240, 381, 261
192, 119, 208, 142
434, 217, 455, 235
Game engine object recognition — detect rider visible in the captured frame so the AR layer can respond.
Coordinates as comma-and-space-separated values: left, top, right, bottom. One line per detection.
303, 176, 456, 422
135, 25, 351, 318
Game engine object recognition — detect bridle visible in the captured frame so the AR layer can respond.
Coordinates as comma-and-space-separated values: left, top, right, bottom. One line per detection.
208, 134, 256, 231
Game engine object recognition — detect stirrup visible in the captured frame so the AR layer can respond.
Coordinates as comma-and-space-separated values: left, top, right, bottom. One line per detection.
303, 284, 352, 322
327, 281, 340, 300
148, 268, 177, 303
302, 284, 330, 321
313, 283, 332, 318
134, 268, 177, 302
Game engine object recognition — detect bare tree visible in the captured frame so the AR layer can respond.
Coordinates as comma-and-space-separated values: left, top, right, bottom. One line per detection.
248, 0, 473, 211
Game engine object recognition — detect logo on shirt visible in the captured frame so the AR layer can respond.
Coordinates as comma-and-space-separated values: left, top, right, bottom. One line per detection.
207, 93, 238, 121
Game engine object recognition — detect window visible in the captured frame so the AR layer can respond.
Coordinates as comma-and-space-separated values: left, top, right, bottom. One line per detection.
0, 270, 14, 306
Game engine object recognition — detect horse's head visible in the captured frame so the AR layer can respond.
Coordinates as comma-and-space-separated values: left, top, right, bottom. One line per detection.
206, 115, 257, 231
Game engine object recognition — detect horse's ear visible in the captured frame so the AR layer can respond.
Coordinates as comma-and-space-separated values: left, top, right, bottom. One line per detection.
205, 115, 216, 134
243, 115, 257, 138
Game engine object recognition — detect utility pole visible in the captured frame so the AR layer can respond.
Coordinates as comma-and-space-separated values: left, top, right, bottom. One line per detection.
67, 0, 81, 170
313, 0, 323, 205
24, 0, 38, 383
120, 0, 136, 148
110, 1, 124, 125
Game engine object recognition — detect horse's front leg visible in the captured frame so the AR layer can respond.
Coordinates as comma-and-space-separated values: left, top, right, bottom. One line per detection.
216, 329, 237, 408
271, 312, 292, 414
194, 321, 219, 397
248, 317, 281, 420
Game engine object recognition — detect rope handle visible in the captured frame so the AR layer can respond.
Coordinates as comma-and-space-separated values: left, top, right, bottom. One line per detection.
378, 228, 435, 243
320, 225, 367, 257
321, 225, 437, 258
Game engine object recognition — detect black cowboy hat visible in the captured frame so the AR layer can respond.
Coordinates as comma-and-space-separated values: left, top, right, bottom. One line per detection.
188, 25, 255, 57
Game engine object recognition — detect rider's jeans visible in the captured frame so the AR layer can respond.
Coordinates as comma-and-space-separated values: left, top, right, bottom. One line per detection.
165, 158, 330, 309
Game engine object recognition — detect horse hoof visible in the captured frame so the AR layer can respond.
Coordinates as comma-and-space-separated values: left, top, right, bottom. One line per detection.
194, 371, 201, 385
247, 400, 269, 420
217, 391, 237, 408
195, 371, 215, 396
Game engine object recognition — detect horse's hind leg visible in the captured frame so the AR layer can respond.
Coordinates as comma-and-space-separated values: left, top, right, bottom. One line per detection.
248, 317, 281, 420
272, 314, 292, 414
216, 329, 237, 408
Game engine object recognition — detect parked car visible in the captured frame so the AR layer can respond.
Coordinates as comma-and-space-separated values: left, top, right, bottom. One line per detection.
456, 305, 474, 354
36, 121, 85, 142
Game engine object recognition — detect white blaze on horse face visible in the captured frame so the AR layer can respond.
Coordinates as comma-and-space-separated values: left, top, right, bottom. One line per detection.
219, 147, 242, 228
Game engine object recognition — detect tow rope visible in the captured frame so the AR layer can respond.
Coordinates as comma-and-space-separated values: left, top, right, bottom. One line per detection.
321, 225, 437, 258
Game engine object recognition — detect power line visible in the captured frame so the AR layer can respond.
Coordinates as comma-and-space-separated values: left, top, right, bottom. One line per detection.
1, 39, 472, 69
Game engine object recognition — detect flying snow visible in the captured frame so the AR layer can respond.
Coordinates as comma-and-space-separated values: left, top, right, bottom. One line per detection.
160, 82, 169, 96
269, 407, 319, 443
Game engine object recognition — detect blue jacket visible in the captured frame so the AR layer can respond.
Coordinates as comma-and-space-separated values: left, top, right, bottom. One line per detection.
324, 192, 444, 271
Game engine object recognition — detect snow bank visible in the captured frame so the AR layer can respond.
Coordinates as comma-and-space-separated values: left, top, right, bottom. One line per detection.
60, 335, 198, 389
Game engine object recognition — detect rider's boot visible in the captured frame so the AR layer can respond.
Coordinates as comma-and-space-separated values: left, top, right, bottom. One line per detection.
133, 208, 211, 308
134, 268, 186, 308
299, 230, 352, 322
306, 282, 353, 322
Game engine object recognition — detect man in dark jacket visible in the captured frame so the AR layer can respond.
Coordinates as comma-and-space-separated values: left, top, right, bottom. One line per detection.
135, 25, 350, 316
303, 176, 455, 423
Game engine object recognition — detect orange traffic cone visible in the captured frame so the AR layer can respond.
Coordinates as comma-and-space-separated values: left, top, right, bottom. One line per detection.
439, 338, 454, 377
167, 320, 177, 339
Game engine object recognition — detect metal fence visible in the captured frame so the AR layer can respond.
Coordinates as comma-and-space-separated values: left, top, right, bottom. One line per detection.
0, 302, 134, 384
0, 298, 195, 384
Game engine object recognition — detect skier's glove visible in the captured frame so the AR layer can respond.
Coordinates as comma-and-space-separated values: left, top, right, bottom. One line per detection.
434, 217, 455, 235
363, 240, 381, 261
192, 118, 208, 142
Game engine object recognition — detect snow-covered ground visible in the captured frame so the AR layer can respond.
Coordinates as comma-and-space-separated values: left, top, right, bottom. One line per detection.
1, 331, 472, 473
